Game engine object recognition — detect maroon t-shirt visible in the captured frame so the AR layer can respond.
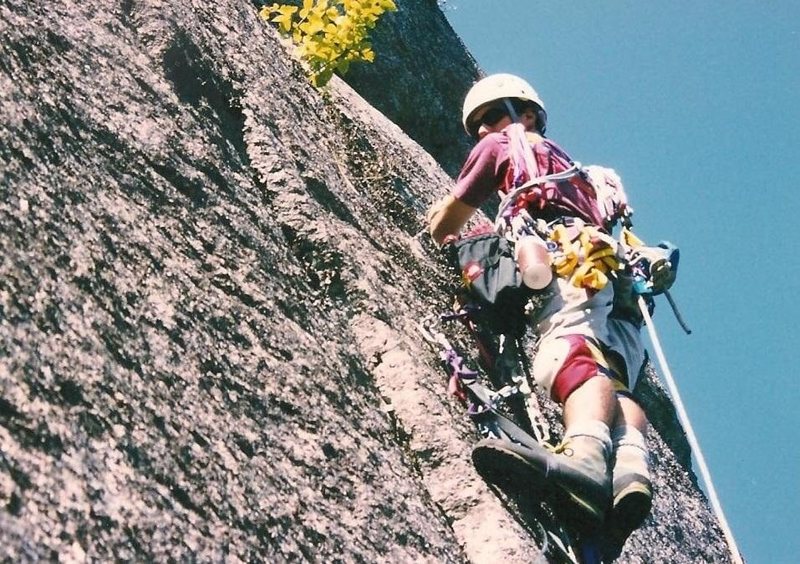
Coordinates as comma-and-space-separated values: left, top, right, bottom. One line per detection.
452, 132, 511, 208
452, 130, 604, 226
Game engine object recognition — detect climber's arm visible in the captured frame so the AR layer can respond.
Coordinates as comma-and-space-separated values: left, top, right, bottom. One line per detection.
427, 195, 476, 246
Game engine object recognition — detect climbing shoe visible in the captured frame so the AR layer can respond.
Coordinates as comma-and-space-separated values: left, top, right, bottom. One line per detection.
472, 421, 612, 526
611, 473, 652, 535
471, 438, 550, 491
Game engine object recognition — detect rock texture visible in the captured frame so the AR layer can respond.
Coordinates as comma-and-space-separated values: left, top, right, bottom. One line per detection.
0, 0, 731, 562
342, 0, 480, 177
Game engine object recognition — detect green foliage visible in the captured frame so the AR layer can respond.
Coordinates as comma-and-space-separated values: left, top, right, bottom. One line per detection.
261, 0, 397, 87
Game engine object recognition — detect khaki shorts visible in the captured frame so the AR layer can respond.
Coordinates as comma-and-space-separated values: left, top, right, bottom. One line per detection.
529, 278, 645, 402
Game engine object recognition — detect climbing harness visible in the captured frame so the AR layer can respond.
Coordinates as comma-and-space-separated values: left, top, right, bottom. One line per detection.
499, 206, 625, 293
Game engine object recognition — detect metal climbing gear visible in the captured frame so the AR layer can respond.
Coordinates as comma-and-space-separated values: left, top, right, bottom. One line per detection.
419, 311, 614, 563
549, 222, 622, 291
418, 313, 551, 446
621, 228, 679, 297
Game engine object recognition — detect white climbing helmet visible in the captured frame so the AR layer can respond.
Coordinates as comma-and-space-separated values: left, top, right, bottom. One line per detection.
461, 73, 547, 136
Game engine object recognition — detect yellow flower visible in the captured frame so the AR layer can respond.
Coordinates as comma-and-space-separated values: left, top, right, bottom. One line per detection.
271, 5, 298, 33
264, 0, 396, 87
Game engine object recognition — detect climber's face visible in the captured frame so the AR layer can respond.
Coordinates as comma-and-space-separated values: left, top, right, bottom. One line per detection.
471, 102, 539, 139
472, 104, 513, 139
518, 106, 538, 132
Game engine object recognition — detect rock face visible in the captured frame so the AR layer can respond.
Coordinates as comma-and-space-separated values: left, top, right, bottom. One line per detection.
0, 0, 731, 562
342, 0, 480, 177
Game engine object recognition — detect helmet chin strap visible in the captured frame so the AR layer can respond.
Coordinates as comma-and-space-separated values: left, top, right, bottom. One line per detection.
502, 98, 519, 122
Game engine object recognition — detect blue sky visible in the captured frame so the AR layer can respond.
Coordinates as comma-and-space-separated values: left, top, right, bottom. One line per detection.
443, 2, 799, 562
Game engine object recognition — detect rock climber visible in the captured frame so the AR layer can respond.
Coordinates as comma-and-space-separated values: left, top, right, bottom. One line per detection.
427, 73, 677, 538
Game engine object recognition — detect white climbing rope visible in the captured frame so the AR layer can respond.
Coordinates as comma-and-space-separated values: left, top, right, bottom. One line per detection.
638, 297, 744, 564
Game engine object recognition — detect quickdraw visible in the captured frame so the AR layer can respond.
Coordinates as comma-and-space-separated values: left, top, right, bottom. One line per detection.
418, 314, 551, 446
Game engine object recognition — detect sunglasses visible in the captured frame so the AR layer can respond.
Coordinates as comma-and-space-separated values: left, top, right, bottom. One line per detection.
469, 105, 510, 138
